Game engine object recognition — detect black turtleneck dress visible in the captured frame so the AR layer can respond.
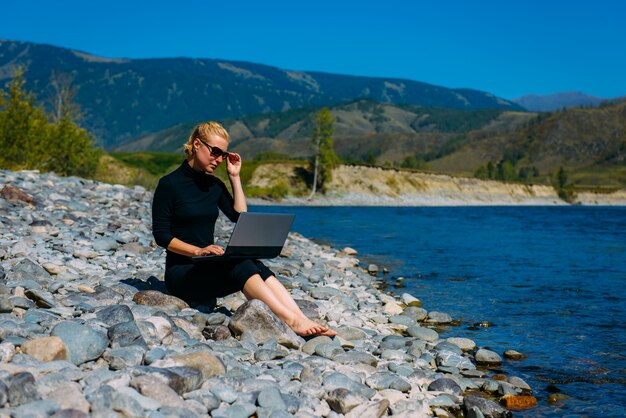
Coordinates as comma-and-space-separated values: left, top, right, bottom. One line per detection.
152, 161, 274, 301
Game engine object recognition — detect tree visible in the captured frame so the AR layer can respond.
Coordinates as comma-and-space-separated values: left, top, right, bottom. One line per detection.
0, 68, 49, 169
0, 69, 101, 177
309, 108, 338, 198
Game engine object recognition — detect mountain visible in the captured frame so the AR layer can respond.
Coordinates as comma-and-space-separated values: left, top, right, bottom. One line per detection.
428, 100, 626, 187
116, 99, 535, 162
511, 92, 607, 111
0, 40, 522, 147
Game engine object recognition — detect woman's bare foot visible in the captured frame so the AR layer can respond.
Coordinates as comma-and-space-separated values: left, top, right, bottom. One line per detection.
289, 316, 335, 337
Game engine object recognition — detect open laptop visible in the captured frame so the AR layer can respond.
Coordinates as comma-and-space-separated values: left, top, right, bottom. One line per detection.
190, 212, 295, 263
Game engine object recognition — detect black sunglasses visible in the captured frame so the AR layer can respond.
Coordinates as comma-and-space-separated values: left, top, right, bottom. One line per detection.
198, 139, 229, 159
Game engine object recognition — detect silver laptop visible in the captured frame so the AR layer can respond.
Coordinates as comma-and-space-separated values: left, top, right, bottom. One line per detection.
190, 212, 295, 262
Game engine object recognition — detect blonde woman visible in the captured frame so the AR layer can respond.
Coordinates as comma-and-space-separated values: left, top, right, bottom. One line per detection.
152, 122, 334, 337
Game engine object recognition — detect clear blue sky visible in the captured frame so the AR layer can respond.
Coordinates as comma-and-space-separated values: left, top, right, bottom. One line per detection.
2, 0, 625, 99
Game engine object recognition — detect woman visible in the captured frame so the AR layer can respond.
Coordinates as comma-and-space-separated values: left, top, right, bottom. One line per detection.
152, 121, 334, 337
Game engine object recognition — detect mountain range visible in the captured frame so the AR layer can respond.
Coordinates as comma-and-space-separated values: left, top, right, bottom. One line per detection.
511, 92, 609, 111
0, 39, 522, 147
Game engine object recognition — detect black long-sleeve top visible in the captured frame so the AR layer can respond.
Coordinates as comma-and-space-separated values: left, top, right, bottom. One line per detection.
152, 161, 240, 265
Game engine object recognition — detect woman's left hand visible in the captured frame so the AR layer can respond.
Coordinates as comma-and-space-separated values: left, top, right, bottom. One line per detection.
226, 152, 242, 178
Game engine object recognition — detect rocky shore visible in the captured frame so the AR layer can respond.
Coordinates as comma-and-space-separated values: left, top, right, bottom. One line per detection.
0, 169, 536, 418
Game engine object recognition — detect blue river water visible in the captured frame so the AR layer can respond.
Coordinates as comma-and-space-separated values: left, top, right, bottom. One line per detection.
251, 205, 626, 417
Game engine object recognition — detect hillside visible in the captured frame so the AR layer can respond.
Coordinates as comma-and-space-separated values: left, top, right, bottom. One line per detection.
117, 100, 535, 162
428, 101, 626, 187
0, 40, 521, 147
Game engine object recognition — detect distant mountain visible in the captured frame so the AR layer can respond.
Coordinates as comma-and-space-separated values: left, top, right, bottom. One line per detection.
429, 100, 626, 185
512, 92, 607, 111
0, 40, 522, 147
117, 99, 535, 162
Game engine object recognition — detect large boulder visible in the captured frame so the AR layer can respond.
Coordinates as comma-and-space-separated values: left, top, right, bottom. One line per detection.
228, 299, 304, 349
51, 321, 108, 366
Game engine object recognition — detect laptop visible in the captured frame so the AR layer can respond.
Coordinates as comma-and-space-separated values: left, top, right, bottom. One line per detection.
190, 212, 295, 263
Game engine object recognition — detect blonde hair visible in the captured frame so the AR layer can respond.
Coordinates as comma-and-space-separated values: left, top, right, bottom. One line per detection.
183, 121, 230, 157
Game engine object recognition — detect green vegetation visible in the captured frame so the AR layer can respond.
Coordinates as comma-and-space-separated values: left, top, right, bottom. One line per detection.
109, 152, 182, 176
552, 166, 576, 202
0, 69, 101, 177
309, 108, 339, 196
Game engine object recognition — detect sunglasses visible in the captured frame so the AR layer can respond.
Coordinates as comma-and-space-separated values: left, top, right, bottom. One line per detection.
198, 139, 229, 159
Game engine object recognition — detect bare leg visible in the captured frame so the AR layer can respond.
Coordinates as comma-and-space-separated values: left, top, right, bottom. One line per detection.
242, 274, 329, 336
264, 276, 336, 337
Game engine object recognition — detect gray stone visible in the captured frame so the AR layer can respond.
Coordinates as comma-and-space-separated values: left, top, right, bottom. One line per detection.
463, 394, 511, 418
366, 372, 411, 392
108, 320, 148, 349
295, 299, 320, 319
11, 399, 60, 418
228, 299, 304, 349
475, 349, 502, 365
8, 372, 41, 406
103, 346, 146, 370
183, 390, 220, 411
205, 313, 226, 325
323, 372, 376, 399
131, 375, 186, 408
51, 321, 108, 366
96, 305, 135, 327
309, 287, 343, 300
45, 382, 90, 413
406, 326, 439, 342
157, 405, 201, 418
315, 343, 344, 359
302, 336, 334, 355
425, 311, 453, 324
482, 379, 499, 392
497, 381, 518, 396
211, 403, 256, 418
507, 376, 531, 390
49, 410, 91, 418
325, 388, 366, 414
132, 366, 204, 395
428, 394, 457, 407
467, 406, 486, 418
209, 384, 238, 403
334, 351, 378, 367
435, 341, 463, 355
145, 347, 167, 364
0, 294, 12, 312
92, 238, 119, 252
436, 351, 475, 370
428, 378, 462, 395
254, 349, 284, 361
116, 386, 162, 410
257, 387, 287, 410
446, 337, 476, 352
389, 315, 416, 327
379, 335, 409, 350
24, 289, 57, 308
336, 326, 367, 341
0, 380, 7, 406
9, 258, 51, 285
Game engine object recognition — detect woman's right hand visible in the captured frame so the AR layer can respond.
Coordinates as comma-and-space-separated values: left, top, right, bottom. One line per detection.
196, 245, 225, 256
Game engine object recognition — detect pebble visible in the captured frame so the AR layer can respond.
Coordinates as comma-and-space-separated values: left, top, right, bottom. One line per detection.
0, 170, 533, 417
